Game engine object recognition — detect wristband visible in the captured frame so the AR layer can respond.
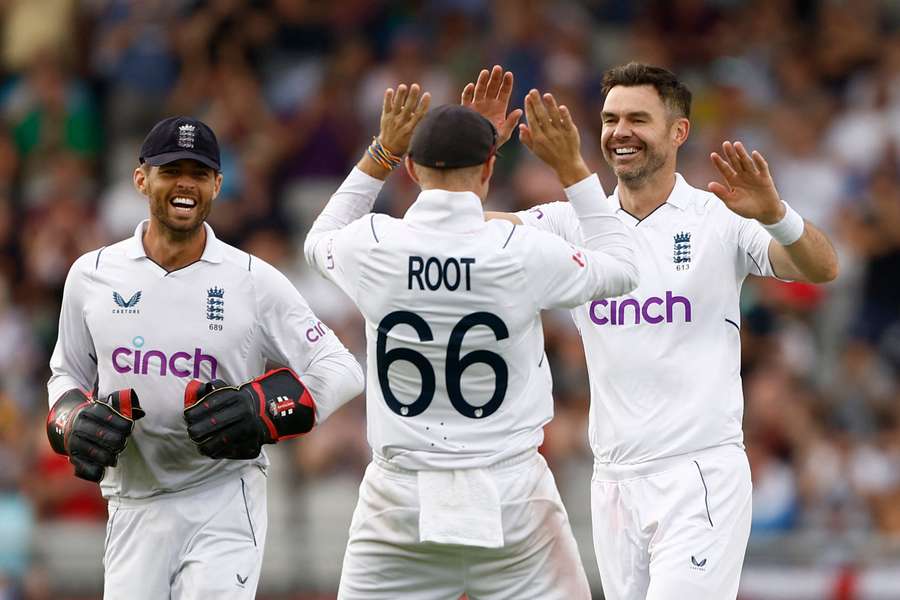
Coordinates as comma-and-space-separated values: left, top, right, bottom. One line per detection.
762, 201, 804, 245
367, 137, 402, 170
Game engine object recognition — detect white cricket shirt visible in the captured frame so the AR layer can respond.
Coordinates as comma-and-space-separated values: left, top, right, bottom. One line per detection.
48, 221, 363, 499
518, 173, 776, 465
305, 168, 638, 471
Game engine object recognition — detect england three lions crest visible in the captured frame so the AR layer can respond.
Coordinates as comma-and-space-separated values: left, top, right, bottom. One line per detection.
207, 286, 224, 321
178, 124, 196, 148
673, 232, 691, 271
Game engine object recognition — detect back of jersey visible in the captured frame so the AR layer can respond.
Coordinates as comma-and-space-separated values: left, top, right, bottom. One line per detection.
356, 212, 549, 470
306, 171, 635, 470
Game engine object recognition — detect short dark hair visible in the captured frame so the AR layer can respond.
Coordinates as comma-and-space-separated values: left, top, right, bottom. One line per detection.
601, 63, 692, 119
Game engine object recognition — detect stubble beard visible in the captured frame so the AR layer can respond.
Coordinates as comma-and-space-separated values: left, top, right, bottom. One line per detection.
609, 146, 668, 189
150, 196, 210, 242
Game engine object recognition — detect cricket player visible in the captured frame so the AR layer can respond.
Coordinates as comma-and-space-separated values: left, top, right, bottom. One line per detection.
46, 116, 364, 599
486, 63, 839, 599
304, 71, 638, 599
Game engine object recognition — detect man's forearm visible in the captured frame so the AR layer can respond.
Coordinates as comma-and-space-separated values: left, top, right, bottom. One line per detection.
772, 221, 839, 283
567, 173, 638, 297
357, 152, 392, 181
554, 158, 591, 188
303, 166, 385, 270
307, 167, 385, 236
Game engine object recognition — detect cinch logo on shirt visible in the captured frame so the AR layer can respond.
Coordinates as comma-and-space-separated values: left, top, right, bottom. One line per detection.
305, 320, 329, 343
589, 291, 692, 326
111, 336, 218, 379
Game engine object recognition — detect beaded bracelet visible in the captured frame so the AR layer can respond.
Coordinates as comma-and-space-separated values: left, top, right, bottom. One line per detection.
367, 137, 403, 170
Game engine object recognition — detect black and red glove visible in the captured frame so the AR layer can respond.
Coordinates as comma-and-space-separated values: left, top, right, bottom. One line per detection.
47, 388, 145, 482
183, 368, 315, 460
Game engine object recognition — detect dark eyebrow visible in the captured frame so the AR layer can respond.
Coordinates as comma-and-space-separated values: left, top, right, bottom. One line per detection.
601, 110, 653, 120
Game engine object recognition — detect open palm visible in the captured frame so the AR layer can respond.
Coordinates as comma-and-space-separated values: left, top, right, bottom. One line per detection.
461, 65, 523, 148
708, 141, 784, 224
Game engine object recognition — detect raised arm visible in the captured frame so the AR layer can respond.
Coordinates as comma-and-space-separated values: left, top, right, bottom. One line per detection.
305, 84, 431, 240
517, 88, 638, 299
709, 141, 839, 283
304, 83, 430, 287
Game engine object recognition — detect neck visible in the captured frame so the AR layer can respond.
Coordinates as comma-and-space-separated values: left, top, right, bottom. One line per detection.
617, 169, 677, 219
143, 221, 207, 271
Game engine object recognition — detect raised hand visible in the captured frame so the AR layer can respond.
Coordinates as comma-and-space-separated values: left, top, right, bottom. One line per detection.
708, 141, 785, 224
378, 83, 431, 156
461, 65, 523, 148
519, 89, 589, 186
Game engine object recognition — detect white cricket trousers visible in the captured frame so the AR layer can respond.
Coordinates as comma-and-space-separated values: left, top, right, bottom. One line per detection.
591, 445, 752, 600
102, 466, 267, 600
338, 451, 591, 599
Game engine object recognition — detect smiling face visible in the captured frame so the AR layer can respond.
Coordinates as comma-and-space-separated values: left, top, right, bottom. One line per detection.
600, 85, 689, 187
134, 159, 222, 237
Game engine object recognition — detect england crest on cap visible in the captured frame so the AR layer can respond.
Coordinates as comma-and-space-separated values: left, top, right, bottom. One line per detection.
177, 124, 196, 149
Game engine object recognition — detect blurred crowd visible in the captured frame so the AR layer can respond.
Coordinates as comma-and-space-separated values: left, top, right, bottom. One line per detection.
1, 0, 900, 597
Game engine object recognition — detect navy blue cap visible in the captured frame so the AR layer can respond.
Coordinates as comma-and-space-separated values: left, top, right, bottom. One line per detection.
139, 116, 220, 171
409, 105, 497, 169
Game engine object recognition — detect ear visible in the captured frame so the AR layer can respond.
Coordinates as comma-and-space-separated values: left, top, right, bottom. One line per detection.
672, 117, 690, 148
482, 156, 496, 183
405, 156, 420, 185
133, 166, 148, 196
212, 172, 223, 201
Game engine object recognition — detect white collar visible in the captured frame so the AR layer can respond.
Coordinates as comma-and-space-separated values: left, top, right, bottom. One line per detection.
611, 172, 692, 212
125, 220, 224, 263
403, 189, 485, 233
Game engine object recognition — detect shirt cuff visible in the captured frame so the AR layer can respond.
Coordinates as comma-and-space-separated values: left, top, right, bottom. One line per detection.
340, 166, 387, 196
564, 173, 614, 216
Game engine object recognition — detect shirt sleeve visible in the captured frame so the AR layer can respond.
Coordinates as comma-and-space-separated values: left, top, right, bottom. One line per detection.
304, 167, 385, 300
48, 253, 99, 407
515, 201, 581, 244
516, 174, 639, 309
253, 259, 364, 424
720, 204, 777, 278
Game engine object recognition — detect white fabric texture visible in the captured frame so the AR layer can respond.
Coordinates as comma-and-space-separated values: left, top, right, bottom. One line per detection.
517, 173, 775, 465
590, 445, 752, 600
48, 220, 363, 499
417, 468, 503, 547
338, 453, 591, 600
305, 168, 627, 597
103, 467, 267, 600
305, 169, 637, 470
